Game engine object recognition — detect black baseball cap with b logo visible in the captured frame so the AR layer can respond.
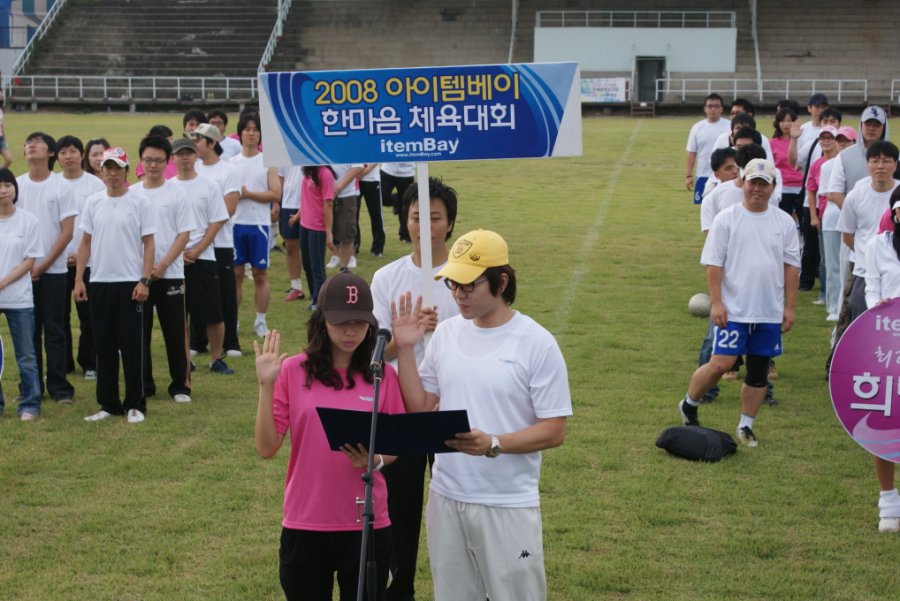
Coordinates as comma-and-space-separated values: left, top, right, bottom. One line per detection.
317, 271, 376, 326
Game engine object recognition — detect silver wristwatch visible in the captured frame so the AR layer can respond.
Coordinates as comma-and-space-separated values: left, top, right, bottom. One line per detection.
486, 434, 502, 458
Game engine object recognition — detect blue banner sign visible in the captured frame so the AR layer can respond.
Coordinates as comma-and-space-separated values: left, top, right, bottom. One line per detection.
259, 62, 582, 166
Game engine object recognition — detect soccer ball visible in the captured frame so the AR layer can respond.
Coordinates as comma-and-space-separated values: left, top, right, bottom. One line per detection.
688, 293, 711, 318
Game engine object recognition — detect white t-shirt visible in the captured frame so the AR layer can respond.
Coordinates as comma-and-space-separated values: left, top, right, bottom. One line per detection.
331, 164, 363, 198
80, 188, 156, 282
230, 152, 271, 226
838, 182, 900, 277
278, 165, 303, 210
0, 209, 42, 308
220, 136, 242, 161
173, 174, 231, 263
700, 181, 779, 232
819, 158, 841, 231
196, 159, 241, 248
370, 254, 460, 368
16, 172, 78, 275
865, 232, 900, 308
701, 204, 801, 323
381, 162, 415, 178
797, 135, 823, 172
135, 180, 194, 279
419, 312, 572, 507
360, 164, 380, 183
823, 155, 847, 196
686, 118, 731, 179
62, 172, 106, 258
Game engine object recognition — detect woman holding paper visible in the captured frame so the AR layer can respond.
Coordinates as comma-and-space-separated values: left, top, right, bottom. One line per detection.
863, 188, 900, 532
254, 270, 404, 600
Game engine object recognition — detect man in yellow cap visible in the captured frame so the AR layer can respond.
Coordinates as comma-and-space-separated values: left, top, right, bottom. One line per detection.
391, 229, 572, 601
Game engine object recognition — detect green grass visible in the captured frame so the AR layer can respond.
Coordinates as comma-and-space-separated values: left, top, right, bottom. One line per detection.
1, 111, 896, 600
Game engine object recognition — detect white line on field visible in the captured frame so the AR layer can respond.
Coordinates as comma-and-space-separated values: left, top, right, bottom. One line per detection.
552, 120, 643, 336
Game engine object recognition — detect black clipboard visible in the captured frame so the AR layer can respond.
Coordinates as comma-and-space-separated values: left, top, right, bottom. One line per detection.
316, 407, 471, 455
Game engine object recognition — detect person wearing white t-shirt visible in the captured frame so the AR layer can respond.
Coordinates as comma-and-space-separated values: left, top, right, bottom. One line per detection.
325, 163, 363, 270
57, 135, 105, 380
207, 109, 242, 161
277, 165, 306, 302
837, 140, 900, 322
76, 147, 156, 424
381, 162, 416, 242
190, 123, 241, 357
685, 93, 731, 204
370, 177, 460, 601
229, 112, 281, 338
0, 169, 43, 420
392, 229, 572, 601
136, 137, 194, 402
17, 132, 77, 404
679, 159, 800, 448
176, 135, 233, 376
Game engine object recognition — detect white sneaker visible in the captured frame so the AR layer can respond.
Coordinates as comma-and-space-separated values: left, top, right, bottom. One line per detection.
226, 349, 243, 358
20, 412, 38, 422
254, 319, 269, 337
126, 409, 145, 424
84, 370, 97, 380
173, 394, 192, 404
348, 256, 358, 269
85, 410, 113, 422
879, 517, 900, 532
189, 349, 198, 358
326, 255, 341, 269
826, 313, 838, 322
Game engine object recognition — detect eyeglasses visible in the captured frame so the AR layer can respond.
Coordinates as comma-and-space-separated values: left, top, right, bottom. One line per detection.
868, 157, 897, 166
141, 157, 167, 165
443, 277, 486, 293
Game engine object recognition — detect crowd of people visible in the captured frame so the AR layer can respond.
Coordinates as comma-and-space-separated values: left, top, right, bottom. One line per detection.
683, 93, 900, 532
0, 106, 574, 600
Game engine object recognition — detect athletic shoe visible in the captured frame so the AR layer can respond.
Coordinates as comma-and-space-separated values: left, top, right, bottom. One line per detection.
85, 410, 114, 422
254, 319, 269, 338
284, 288, 305, 302
699, 393, 717, 404
371, 251, 383, 257
348, 256, 358, 269
826, 313, 838, 322
126, 409, 145, 424
326, 255, 341, 269
209, 359, 234, 375
84, 370, 97, 381
879, 517, 900, 532
813, 297, 825, 305
678, 399, 699, 426
189, 349, 198, 358
877, 492, 900, 532
56, 397, 74, 405
20, 411, 37, 422
722, 370, 739, 381
736, 426, 758, 447
173, 394, 192, 404
306, 303, 318, 311
226, 349, 243, 358
768, 362, 779, 380
763, 395, 779, 406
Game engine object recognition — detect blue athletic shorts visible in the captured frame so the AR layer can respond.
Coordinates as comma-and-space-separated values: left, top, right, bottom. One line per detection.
712, 322, 782, 357
233, 224, 270, 269
693, 176, 709, 204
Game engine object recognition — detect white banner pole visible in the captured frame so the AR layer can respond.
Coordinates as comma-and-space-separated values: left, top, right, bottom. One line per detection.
416, 163, 433, 313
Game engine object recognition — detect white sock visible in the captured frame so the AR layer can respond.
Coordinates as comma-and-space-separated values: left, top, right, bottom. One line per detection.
738, 414, 755, 430
291, 279, 303, 291
684, 394, 699, 407
255, 312, 266, 323
879, 489, 900, 516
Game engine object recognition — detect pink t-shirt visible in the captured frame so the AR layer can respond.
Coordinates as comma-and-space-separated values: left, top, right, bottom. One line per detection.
273, 353, 405, 531
135, 158, 178, 180
879, 207, 893, 234
299, 167, 335, 232
806, 156, 828, 218
771, 137, 805, 188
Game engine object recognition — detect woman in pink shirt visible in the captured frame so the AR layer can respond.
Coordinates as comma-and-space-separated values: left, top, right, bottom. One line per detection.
770, 107, 806, 217
254, 271, 403, 601
291, 165, 336, 309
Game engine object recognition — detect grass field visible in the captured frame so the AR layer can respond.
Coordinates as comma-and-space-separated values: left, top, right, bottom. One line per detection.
1, 110, 898, 601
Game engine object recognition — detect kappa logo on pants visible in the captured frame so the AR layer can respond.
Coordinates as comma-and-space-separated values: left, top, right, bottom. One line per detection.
518, 549, 532, 559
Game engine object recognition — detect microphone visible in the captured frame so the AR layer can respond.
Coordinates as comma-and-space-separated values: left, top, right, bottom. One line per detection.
370, 328, 392, 373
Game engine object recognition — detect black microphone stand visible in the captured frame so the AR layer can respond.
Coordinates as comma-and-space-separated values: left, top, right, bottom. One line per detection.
356, 353, 385, 601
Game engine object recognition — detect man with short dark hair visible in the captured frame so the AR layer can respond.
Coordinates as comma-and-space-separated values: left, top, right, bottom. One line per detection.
685, 93, 731, 203
207, 110, 242, 160
391, 229, 572, 601
679, 159, 800, 447
17, 132, 77, 404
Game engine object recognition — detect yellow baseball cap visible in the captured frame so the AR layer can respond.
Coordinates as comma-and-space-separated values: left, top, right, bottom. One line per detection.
435, 230, 509, 284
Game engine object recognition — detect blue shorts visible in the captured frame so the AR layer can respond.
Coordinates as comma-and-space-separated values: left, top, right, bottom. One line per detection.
693, 176, 709, 204
233, 224, 270, 269
712, 322, 783, 357
279, 208, 300, 240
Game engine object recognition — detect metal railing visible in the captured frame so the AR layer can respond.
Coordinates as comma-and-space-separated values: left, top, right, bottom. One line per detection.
258, 0, 293, 72
656, 78, 868, 103
536, 10, 735, 28
10, 0, 69, 77
7, 75, 258, 105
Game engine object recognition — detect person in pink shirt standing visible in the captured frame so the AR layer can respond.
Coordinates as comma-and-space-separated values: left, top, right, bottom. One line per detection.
254, 270, 404, 601
293, 165, 336, 309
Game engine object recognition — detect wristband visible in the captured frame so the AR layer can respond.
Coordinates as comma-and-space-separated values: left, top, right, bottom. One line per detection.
139, 277, 152, 287
685, 174, 693, 178
374, 455, 384, 472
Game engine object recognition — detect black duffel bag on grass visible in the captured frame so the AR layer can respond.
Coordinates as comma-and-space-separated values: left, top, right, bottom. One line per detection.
656, 425, 737, 462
